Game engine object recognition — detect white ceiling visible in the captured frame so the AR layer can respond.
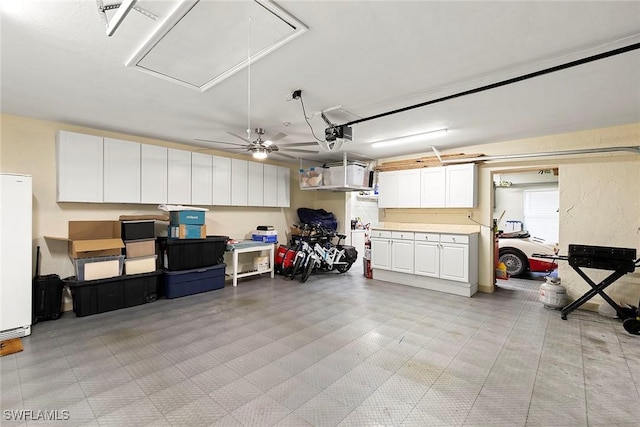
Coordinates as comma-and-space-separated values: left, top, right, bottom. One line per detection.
1, 0, 639, 164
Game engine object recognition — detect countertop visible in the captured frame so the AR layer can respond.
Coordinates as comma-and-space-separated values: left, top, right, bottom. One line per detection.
371, 222, 481, 234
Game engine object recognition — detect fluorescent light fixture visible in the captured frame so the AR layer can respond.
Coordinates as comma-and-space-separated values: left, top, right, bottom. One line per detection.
252, 149, 268, 160
370, 128, 448, 149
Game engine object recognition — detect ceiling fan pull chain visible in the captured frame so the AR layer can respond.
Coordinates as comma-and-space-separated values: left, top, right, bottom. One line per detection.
247, 16, 252, 141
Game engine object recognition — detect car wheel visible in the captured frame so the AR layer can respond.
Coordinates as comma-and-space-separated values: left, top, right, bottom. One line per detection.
499, 248, 528, 277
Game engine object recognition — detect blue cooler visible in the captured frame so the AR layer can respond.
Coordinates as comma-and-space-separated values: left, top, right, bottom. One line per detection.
163, 264, 225, 299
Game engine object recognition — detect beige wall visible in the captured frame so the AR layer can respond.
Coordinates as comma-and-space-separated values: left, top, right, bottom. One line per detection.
380, 123, 640, 305
0, 114, 316, 279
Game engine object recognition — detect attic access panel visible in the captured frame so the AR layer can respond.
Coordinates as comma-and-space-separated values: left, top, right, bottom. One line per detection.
126, 0, 307, 91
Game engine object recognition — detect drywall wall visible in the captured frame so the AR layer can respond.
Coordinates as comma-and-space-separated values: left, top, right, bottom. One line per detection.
380, 122, 640, 302
0, 114, 316, 280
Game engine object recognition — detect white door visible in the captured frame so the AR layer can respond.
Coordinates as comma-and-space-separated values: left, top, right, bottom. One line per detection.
167, 149, 191, 204
276, 166, 290, 207
56, 131, 103, 202
103, 138, 140, 203
263, 164, 278, 207
414, 241, 439, 277
391, 239, 414, 273
231, 158, 248, 206
377, 171, 398, 208
440, 243, 469, 282
212, 156, 231, 206
446, 163, 477, 208
397, 170, 421, 208
141, 144, 167, 204
247, 162, 264, 206
420, 167, 446, 207
191, 152, 213, 205
371, 238, 391, 270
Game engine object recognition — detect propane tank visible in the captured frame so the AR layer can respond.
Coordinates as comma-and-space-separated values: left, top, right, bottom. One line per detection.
539, 276, 567, 309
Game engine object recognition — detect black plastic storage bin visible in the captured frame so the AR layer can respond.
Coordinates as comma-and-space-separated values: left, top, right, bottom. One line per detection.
121, 220, 155, 241
65, 271, 161, 317
163, 264, 226, 299
158, 235, 228, 271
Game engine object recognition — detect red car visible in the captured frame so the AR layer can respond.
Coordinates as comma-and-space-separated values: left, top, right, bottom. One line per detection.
498, 233, 558, 277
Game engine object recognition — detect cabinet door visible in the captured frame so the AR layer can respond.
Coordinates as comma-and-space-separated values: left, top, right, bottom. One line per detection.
397, 170, 421, 207
212, 156, 231, 206
167, 148, 191, 204
276, 166, 290, 207
231, 158, 248, 206
446, 164, 477, 208
377, 171, 398, 208
391, 239, 414, 273
371, 238, 391, 270
420, 167, 446, 208
440, 243, 469, 282
103, 138, 140, 203
263, 164, 278, 207
141, 145, 167, 204
191, 152, 213, 205
56, 131, 103, 202
414, 241, 439, 277
247, 162, 264, 206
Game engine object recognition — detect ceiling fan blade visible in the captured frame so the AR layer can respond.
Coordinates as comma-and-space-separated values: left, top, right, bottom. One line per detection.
280, 148, 320, 153
195, 138, 246, 147
276, 141, 319, 147
268, 132, 287, 142
270, 151, 298, 159
227, 131, 251, 143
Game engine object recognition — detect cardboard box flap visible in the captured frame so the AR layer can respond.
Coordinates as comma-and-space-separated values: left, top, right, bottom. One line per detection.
71, 238, 124, 254
69, 221, 121, 240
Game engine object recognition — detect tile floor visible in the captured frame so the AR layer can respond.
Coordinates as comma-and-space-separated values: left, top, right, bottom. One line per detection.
1, 270, 639, 426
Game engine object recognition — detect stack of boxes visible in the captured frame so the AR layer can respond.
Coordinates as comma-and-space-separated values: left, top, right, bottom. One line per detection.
161, 210, 228, 299
121, 220, 157, 275
52, 220, 160, 317
252, 225, 278, 243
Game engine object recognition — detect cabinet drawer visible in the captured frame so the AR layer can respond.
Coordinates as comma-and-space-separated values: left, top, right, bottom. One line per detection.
391, 231, 414, 240
370, 230, 392, 239
440, 234, 469, 244
414, 232, 440, 242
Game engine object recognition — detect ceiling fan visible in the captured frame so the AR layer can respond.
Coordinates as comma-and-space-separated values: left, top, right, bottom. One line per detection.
196, 128, 318, 160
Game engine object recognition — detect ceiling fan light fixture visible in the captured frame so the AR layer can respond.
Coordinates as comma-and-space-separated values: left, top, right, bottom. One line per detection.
370, 128, 448, 149
252, 148, 268, 159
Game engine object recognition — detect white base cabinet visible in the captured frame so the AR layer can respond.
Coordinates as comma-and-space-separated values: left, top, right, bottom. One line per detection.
372, 229, 478, 297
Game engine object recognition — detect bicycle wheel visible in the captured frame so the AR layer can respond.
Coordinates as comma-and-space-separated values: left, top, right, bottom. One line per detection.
301, 255, 315, 283
335, 252, 353, 273
290, 253, 305, 280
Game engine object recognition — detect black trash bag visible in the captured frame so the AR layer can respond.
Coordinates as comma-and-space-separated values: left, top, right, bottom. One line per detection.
297, 208, 338, 231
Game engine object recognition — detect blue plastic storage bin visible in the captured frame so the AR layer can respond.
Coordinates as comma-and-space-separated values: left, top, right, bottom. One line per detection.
163, 264, 226, 299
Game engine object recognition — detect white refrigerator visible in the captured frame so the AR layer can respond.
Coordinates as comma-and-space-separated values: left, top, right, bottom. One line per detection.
0, 173, 33, 340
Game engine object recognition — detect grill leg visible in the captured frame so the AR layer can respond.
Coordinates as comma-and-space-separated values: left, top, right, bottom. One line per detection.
561, 267, 628, 320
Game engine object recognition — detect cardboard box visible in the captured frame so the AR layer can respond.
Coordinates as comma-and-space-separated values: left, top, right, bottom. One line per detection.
124, 239, 156, 258
169, 224, 206, 239
74, 255, 125, 281
47, 220, 124, 259
169, 210, 205, 225
124, 255, 157, 275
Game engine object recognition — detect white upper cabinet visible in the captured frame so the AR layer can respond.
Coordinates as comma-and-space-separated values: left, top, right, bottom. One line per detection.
191, 152, 213, 205
56, 131, 104, 202
377, 171, 398, 208
277, 166, 290, 207
103, 138, 141, 203
247, 162, 264, 206
212, 155, 231, 206
167, 148, 191, 204
420, 167, 446, 207
141, 144, 167, 204
445, 163, 477, 208
397, 170, 421, 208
263, 164, 278, 207
231, 158, 248, 206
